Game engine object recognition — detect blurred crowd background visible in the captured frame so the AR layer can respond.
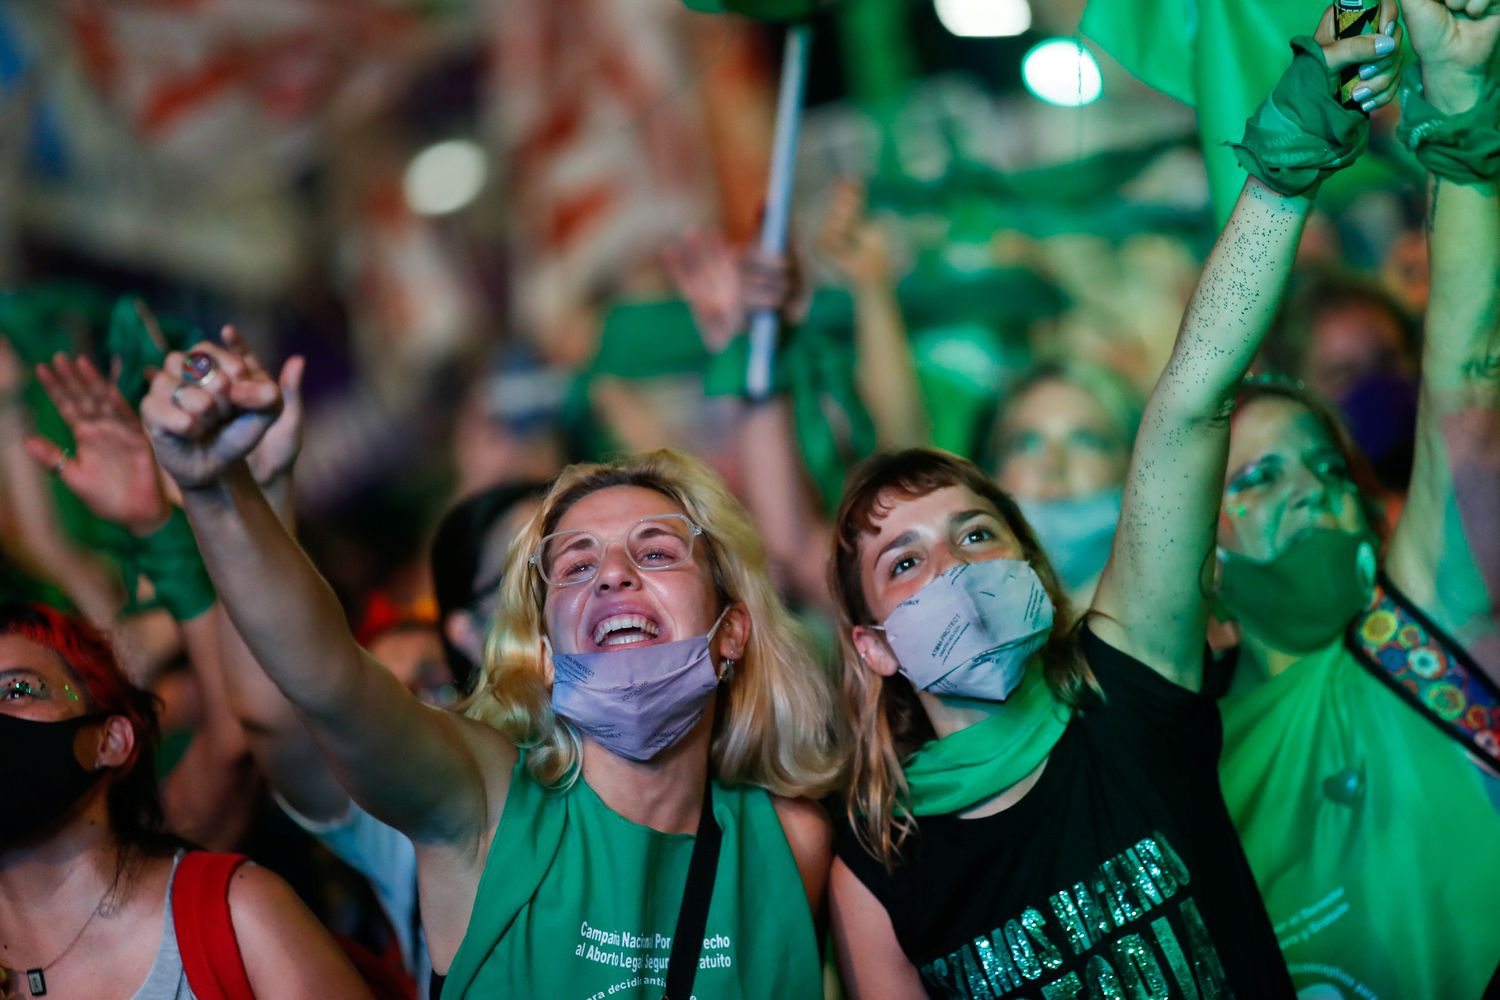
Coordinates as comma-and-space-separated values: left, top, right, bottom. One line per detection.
0, 0, 1436, 986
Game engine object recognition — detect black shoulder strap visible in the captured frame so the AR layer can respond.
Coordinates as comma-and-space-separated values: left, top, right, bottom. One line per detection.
662, 774, 722, 1000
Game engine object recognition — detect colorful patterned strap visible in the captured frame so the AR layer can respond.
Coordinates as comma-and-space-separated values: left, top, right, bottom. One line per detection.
1349, 574, 1500, 771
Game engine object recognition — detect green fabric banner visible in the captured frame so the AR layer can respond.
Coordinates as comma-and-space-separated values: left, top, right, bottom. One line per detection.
1082, 0, 1416, 222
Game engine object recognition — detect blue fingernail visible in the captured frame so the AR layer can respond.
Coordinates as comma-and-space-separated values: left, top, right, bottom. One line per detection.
1361, 98, 1377, 113
1353, 85, 1373, 101
1384, 20, 1396, 36
1359, 64, 1376, 80
1374, 34, 1396, 55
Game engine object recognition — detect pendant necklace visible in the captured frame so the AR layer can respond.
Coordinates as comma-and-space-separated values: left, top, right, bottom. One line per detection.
8, 885, 110, 998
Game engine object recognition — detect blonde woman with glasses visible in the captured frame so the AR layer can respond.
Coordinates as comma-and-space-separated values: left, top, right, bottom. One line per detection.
138, 331, 844, 999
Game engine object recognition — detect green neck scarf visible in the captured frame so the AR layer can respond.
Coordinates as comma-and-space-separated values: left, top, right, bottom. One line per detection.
902, 663, 1071, 817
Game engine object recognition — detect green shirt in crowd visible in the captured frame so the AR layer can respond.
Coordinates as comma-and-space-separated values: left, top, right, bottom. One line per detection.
1220, 622, 1500, 999
442, 756, 822, 999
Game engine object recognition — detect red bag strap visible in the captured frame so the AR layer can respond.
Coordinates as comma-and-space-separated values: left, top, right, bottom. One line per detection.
171, 852, 257, 1000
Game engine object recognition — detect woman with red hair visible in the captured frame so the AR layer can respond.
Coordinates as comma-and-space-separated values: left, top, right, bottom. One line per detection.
0, 603, 370, 1000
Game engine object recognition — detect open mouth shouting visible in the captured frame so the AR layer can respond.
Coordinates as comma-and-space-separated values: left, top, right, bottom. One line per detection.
590, 609, 665, 649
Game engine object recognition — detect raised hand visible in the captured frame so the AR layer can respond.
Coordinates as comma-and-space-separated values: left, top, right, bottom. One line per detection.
1315, 0, 1406, 113
739, 246, 810, 324
1402, 0, 1500, 110
663, 230, 746, 352
140, 326, 282, 490
27, 352, 171, 535
245, 355, 306, 489
664, 231, 809, 352
816, 178, 892, 290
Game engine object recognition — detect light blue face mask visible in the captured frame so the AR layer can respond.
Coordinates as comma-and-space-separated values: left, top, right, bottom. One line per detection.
875, 560, 1055, 702
1017, 486, 1123, 591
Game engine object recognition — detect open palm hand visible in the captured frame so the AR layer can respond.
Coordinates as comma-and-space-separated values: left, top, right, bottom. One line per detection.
27, 353, 170, 535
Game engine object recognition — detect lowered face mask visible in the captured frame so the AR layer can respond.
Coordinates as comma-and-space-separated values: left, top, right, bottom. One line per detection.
875, 559, 1054, 702
549, 608, 730, 762
1017, 486, 1122, 592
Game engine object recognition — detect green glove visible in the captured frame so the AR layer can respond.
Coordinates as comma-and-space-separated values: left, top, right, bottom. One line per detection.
1228, 36, 1369, 198
124, 508, 216, 622
1397, 81, 1500, 184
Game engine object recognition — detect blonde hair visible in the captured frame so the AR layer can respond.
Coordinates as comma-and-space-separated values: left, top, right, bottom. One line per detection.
467, 449, 846, 799
830, 449, 1097, 869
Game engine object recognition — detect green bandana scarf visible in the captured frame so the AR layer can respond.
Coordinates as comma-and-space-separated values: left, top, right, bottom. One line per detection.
902, 662, 1071, 816
1397, 81, 1500, 184
1229, 36, 1369, 198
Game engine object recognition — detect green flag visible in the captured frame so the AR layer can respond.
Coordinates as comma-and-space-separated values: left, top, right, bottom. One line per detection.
1082, 0, 1412, 222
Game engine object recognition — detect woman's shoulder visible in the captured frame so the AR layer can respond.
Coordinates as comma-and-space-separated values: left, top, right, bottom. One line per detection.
770, 795, 834, 912
770, 795, 833, 853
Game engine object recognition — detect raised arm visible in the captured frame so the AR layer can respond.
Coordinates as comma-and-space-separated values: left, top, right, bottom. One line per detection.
818, 179, 929, 449
1382, 0, 1500, 673
139, 329, 511, 847
0, 342, 130, 632
213, 364, 359, 825
1091, 6, 1402, 687
665, 232, 834, 609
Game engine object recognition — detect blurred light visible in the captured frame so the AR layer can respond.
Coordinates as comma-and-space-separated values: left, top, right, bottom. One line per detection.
933, 0, 1031, 37
404, 139, 487, 216
1021, 38, 1103, 107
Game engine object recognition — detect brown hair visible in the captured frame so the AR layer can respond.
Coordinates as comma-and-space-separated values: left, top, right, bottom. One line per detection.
830, 448, 1096, 868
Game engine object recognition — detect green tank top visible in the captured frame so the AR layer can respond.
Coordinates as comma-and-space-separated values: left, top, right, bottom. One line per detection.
442, 758, 822, 999
1220, 640, 1500, 999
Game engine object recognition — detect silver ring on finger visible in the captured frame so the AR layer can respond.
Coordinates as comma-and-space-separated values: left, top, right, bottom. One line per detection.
182, 351, 219, 390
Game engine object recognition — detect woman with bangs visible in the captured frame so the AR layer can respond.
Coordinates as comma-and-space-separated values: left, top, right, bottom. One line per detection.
825, 448, 1290, 999
137, 332, 843, 999
821, 9, 1423, 995
0, 603, 369, 999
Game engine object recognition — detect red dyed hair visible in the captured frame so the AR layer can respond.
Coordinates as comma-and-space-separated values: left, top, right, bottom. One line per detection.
0, 603, 167, 848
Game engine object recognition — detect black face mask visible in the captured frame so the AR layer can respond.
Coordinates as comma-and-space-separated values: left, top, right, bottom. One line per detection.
0, 712, 107, 848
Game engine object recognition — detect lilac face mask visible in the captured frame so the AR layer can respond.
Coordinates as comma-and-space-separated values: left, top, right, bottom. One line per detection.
549, 608, 730, 762
875, 559, 1054, 701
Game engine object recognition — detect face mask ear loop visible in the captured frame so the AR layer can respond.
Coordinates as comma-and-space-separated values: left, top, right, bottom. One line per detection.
707, 605, 734, 678
541, 633, 557, 684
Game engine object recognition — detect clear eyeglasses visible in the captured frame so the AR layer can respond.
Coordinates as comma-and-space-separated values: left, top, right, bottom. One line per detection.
530, 514, 704, 588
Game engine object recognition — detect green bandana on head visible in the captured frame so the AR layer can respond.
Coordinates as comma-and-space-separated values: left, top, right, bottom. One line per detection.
902, 661, 1070, 816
